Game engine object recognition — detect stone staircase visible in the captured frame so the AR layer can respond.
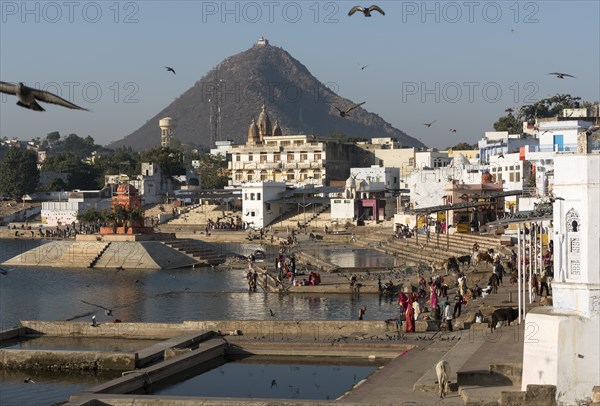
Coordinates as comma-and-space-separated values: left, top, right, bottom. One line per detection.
356, 231, 509, 266
51, 241, 111, 268
162, 239, 225, 266
414, 324, 524, 405
88, 242, 112, 268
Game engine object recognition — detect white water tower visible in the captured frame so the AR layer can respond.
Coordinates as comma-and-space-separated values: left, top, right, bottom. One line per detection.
159, 117, 177, 148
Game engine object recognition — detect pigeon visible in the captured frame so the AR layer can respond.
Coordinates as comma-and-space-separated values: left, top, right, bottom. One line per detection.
423, 120, 437, 127
449, 129, 457, 133
81, 300, 113, 316
165, 66, 176, 75
361, 65, 368, 70
24, 377, 36, 383
348, 5, 385, 17
271, 379, 277, 388
0, 266, 15, 275
329, 101, 365, 118
269, 309, 276, 317
547, 72, 575, 79
91, 315, 98, 327
0, 81, 89, 112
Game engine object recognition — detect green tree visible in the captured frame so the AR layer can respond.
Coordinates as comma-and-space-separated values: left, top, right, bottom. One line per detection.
141, 146, 186, 181
46, 131, 61, 146
449, 142, 475, 150
197, 154, 229, 189
0, 147, 40, 200
40, 177, 68, 192
76, 207, 103, 225
493, 108, 522, 134
41, 152, 102, 190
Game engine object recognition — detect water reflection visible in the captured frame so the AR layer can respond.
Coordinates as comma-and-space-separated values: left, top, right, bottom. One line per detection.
151, 357, 379, 400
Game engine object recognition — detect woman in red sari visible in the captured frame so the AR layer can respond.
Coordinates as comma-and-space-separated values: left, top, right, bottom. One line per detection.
405, 300, 415, 333
398, 290, 409, 311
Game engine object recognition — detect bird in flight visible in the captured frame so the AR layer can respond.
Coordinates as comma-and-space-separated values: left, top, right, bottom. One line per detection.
0, 266, 15, 275
24, 377, 36, 383
547, 72, 575, 79
0, 81, 90, 112
269, 309, 276, 317
361, 65, 368, 70
81, 300, 113, 316
271, 379, 277, 388
423, 120, 437, 127
348, 5, 385, 17
165, 66, 176, 75
449, 129, 457, 133
329, 101, 365, 118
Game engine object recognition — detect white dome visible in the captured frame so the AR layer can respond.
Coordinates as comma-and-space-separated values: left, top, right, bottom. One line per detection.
451, 153, 468, 168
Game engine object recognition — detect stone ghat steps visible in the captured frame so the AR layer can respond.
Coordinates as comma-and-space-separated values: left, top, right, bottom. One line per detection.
414, 324, 524, 404
162, 240, 225, 266
357, 232, 506, 265
2, 241, 110, 268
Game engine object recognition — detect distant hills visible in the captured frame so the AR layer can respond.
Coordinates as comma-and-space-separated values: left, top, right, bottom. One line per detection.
110, 39, 425, 151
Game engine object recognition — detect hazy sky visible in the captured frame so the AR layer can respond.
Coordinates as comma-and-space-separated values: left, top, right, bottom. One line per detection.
1, 1, 598, 149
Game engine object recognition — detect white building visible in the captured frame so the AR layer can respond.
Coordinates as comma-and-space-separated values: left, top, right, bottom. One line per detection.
349, 166, 400, 193
537, 120, 593, 153
521, 153, 600, 405
41, 190, 110, 226
478, 131, 538, 164
488, 152, 532, 212
210, 140, 234, 158
241, 182, 286, 229
415, 150, 451, 170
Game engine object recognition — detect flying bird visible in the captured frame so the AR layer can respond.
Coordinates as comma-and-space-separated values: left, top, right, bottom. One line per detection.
269, 309, 275, 317
0, 81, 90, 112
348, 5, 385, 17
165, 66, 176, 75
449, 129, 457, 133
0, 266, 15, 275
361, 65, 368, 70
81, 300, 113, 316
271, 379, 277, 388
24, 377, 36, 383
547, 72, 575, 79
329, 101, 365, 118
423, 120, 437, 127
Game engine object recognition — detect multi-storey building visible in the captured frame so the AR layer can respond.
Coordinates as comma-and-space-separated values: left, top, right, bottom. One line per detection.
228, 104, 359, 187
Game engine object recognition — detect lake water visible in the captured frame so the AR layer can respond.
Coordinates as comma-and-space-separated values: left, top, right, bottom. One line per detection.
0, 238, 401, 404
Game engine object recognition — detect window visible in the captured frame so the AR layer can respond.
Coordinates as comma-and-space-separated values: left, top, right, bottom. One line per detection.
257, 193, 261, 200
260, 154, 267, 162
248, 154, 253, 161
287, 153, 294, 161
236, 154, 241, 162
314, 153, 321, 161
244, 193, 248, 200
235, 174, 242, 181
247, 173, 253, 181
266, 203, 271, 210
274, 153, 281, 162
250, 193, 255, 200
300, 152, 308, 161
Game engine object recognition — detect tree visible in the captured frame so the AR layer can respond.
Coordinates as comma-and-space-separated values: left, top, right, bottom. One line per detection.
449, 142, 475, 150
493, 108, 522, 134
141, 146, 186, 182
46, 131, 61, 146
41, 152, 102, 190
197, 154, 229, 189
76, 207, 103, 225
0, 147, 39, 200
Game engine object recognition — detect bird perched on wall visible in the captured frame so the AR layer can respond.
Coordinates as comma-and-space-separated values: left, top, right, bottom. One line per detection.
547, 72, 575, 79
165, 66, 176, 75
0, 81, 90, 112
348, 5, 385, 17
329, 101, 365, 118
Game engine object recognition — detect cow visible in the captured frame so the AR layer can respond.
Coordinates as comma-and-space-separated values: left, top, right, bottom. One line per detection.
475, 252, 494, 265
446, 257, 460, 274
490, 307, 520, 332
457, 255, 471, 266
488, 273, 499, 294
430, 260, 446, 273
435, 360, 451, 398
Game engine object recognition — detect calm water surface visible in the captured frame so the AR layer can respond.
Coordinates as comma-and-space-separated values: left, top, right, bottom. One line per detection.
0, 239, 401, 404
